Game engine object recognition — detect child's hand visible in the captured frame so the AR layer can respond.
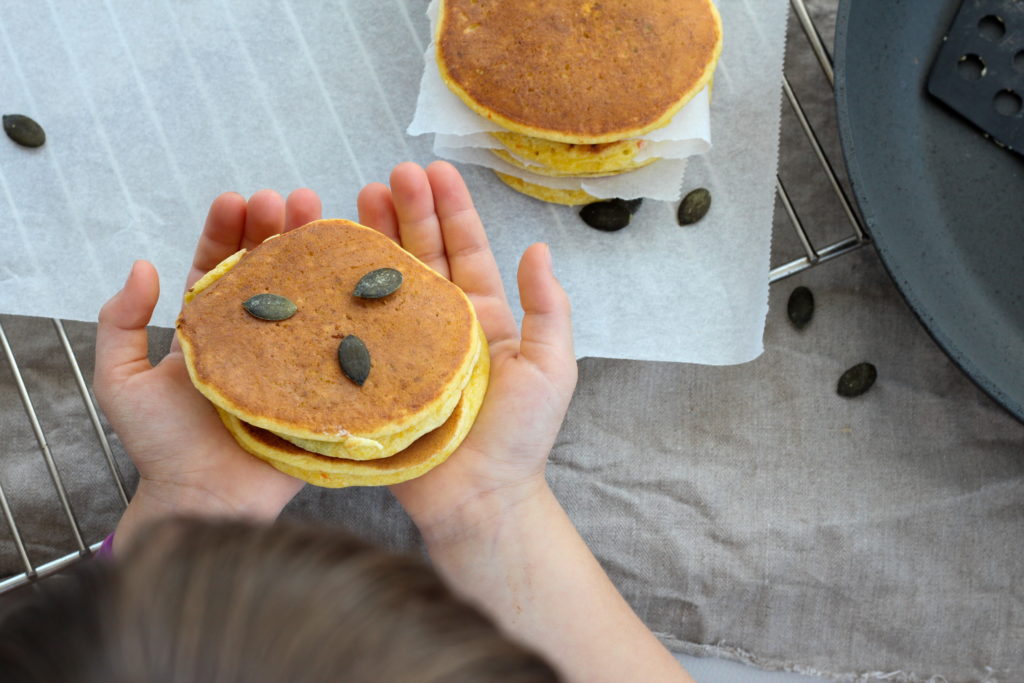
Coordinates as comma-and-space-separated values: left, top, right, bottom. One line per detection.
94, 190, 320, 551
357, 162, 578, 542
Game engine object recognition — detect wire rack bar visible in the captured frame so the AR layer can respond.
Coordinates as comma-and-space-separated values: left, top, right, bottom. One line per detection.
0, 478, 33, 577
769, 0, 869, 283
0, 320, 88, 555
781, 74, 866, 243
52, 319, 130, 508
790, 0, 835, 86
0, 540, 103, 594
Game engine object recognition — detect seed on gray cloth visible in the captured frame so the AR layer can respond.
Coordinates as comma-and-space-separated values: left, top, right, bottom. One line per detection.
3, 114, 46, 148
354, 268, 403, 299
837, 362, 877, 398
338, 335, 371, 386
787, 286, 814, 330
677, 188, 711, 225
242, 293, 297, 321
580, 199, 631, 231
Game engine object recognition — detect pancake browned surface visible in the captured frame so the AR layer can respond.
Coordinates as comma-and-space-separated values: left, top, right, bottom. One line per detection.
437, 0, 722, 143
177, 220, 478, 445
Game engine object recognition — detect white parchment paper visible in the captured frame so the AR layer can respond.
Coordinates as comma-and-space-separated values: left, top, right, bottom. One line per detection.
0, 0, 787, 365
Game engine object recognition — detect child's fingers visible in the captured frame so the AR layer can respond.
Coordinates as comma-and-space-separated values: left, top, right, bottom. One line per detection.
285, 188, 322, 232
357, 182, 400, 242
95, 261, 160, 390
186, 192, 247, 291
425, 162, 506, 297
241, 189, 286, 250
390, 162, 451, 279
425, 161, 518, 345
517, 244, 575, 374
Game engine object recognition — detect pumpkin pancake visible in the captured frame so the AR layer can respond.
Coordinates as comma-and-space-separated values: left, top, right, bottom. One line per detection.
436, 0, 722, 144
490, 132, 653, 177
491, 148, 658, 178
218, 340, 489, 488
494, 172, 599, 206
177, 219, 480, 459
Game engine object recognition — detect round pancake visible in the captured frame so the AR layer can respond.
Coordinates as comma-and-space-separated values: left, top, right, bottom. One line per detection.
436, 0, 723, 144
219, 340, 490, 488
494, 172, 599, 206
490, 132, 652, 176
177, 220, 479, 453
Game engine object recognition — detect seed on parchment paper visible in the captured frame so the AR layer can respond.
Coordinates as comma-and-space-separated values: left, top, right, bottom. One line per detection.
338, 335, 371, 386
3, 114, 45, 148
354, 268, 403, 299
242, 293, 297, 321
837, 362, 877, 398
579, 199, 631, 231
787, 286, 814, 330
677, 188, 711, 226
622, 198, 643, 215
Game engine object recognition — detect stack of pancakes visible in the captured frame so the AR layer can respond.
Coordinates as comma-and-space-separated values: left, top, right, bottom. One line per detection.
176, 220, 489, 488
435, 0, 723, 205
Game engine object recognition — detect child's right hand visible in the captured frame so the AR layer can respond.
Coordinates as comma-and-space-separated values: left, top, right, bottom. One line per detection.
358, 162, 578, 544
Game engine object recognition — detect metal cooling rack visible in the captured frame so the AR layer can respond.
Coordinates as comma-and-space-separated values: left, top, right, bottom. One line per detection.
0, 0, 869, 594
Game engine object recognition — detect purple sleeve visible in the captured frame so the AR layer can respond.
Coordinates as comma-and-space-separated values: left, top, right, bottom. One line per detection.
95, 532, 116, 559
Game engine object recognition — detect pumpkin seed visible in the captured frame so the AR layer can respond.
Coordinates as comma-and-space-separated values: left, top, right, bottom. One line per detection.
354, 268, 403, 299
787, 286, 814, 330
837, 362, 877, 398
677, 188, 711, 225
580, 199, 631, 231
622, 198, 643, 215
338, 335, 371, 386
3, 114, 45, 148
242, 293, 297, 321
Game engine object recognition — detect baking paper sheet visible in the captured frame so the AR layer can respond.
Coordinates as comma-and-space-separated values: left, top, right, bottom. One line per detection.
0, 0, 788, 365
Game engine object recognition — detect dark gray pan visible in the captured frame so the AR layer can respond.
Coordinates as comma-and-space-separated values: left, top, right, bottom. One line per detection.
835, 0, 1024, 422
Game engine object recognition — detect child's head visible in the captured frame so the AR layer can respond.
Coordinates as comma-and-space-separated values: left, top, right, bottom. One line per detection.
0, 517, 558, 682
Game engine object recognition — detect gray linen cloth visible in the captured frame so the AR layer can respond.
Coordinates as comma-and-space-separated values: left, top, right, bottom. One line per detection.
2, 1, 1022, 680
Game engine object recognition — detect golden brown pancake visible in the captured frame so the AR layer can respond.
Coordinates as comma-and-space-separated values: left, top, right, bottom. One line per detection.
218, 339, 489, 488
490, 148, 657, 178
494, 172, 599, 206
490, 132, 652, 177
177, 220, 479, 455
437, 0, 723, 143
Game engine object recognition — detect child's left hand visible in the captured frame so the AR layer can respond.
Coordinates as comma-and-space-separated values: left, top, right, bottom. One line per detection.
95, 190, 319, 553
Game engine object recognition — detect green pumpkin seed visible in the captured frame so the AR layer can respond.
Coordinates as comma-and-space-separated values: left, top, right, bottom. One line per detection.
580, 199, 631, 231
338, 335, 371, 386
354, 268, 403, 299
242, 293, 297, 321
3, 114, 45, 148
677, 188, 711, 226
787, 286, 814, 330
837, 362, 877, 398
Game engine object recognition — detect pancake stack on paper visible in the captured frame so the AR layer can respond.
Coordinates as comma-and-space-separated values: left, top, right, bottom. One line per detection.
433, 0, 723, 204
176, 220, 489, 488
